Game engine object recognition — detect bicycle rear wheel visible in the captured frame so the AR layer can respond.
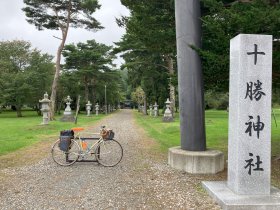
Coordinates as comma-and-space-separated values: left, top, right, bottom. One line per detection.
51, 139, 80, 166
95, 139, 123, 167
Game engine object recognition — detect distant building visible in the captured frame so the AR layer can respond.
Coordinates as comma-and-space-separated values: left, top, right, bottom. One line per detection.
120, 100, 134, 109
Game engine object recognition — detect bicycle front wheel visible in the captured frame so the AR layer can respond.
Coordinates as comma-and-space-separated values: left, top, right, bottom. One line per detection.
51, 139, 80, 166
95, 139, 123, 167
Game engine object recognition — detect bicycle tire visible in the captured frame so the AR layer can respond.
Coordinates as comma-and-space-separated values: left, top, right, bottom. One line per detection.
95, 139, 123, 167
51, 139, 80, 166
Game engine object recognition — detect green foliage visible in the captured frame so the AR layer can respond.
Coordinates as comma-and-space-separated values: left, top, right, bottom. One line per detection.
272, 89, 280, 107
204, 91, 229, 110
61, 40, 123, 107
201, 0, 280, 91
116, 0, 176, 104
0, 40, 54, 116
118, 0, 280, 98
23, 0, 103, 118
131, 86, 145, 104
22, 0, 102, 31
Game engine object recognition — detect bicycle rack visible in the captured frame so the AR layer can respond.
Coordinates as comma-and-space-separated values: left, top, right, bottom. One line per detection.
66, 137, 101, 163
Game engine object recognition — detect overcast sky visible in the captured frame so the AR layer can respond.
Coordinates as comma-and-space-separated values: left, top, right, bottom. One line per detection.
0, 0, 129, 66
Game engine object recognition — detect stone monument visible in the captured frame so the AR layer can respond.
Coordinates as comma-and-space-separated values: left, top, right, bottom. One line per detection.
149, 104, 153, 116
168, 0, 224, 174
153, 102, 159, 117
86, 101, 92, 116
202, 34, 280, 209
95, 103, 99, 116
39, 92, 51, 125
60, 95, 75, 122
163, 98, 174, 122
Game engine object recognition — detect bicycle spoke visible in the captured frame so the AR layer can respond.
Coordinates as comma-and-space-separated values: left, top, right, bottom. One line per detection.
95, 140, 123, 167
51, 139, 80, 166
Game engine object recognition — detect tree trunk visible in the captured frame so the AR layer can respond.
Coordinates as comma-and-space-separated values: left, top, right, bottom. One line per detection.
92, 78, 96, 105
16, 105, 22, 117
166, 54, 176, 116
58, 100, 63, 115
36, 104, 41, 116
74, 95, 81, 124
84, 76, 89, 103
50, 4, 71, 120
143, 94, 147, 115
50, 35, 68, 120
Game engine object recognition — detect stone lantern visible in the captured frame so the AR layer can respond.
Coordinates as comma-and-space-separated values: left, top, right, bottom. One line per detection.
163, 98, 174, 122
39, 92, 51, 125
64, 95, 72, 115
153, 102, 159, 117
86, 101, 92, 116
60, 95, 75, 122
95, 103, 99, 116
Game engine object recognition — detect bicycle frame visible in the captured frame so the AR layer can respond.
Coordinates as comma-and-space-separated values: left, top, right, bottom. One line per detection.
67, 131, 105, 162
75, 132, 102, 154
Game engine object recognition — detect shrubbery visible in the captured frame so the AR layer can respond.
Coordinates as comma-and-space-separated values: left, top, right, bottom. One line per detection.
205, 90, 280, 110
204, 91, 228, 110
272, 90, 280, 108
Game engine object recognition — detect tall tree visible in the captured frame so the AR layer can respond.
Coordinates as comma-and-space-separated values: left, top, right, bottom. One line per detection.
201, 0, 280, 91
0, 40, 53, 117
116, 0, 176, 113
26, 51, 54, 113
62, 40, 122, 109
63, 40, 115, 104
22, 0, 103, 119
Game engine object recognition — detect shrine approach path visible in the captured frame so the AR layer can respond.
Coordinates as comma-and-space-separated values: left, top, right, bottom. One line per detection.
0, 109, 221, 209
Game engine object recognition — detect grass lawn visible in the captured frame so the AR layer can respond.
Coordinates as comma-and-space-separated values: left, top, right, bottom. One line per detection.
135, 109, 280, 187
0, 110, 106, 156
135, 109, 280, 156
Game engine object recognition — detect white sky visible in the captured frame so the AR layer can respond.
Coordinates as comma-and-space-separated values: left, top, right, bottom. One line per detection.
0, 0, 129, 67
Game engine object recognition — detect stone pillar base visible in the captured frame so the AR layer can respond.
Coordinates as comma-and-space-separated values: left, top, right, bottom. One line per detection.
202, 181, 280, 210
168, 146, 224, 174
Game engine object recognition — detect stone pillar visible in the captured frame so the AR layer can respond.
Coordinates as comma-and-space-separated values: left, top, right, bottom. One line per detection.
202, 35, 280, 209
86, 101, 92, 116
175, 0, 206, 151
228, 34, 272, 195
39, 92, 51, 125
95, 103, 99, 116
169, 0, 224, 175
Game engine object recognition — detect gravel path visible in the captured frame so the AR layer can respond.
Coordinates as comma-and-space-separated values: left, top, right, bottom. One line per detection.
0, 109, 221, 209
